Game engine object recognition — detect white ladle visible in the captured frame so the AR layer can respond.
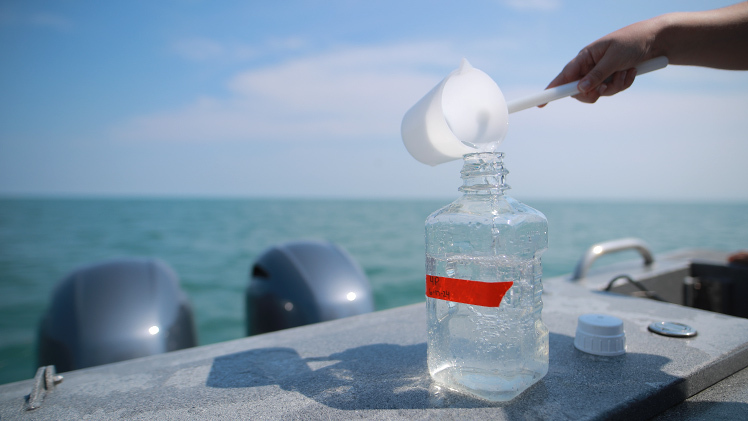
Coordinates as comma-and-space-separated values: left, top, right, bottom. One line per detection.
506, 56, 669, 113
401, 56, 668, 166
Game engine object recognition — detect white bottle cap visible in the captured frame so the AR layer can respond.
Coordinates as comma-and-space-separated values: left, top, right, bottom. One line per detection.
574, 314, 626, 356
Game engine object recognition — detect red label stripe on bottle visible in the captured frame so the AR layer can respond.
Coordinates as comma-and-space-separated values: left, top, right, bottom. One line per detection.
426, 275, 513, 307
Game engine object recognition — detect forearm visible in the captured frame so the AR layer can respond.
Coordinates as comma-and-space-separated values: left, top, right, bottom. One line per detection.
652, 2, 748, 69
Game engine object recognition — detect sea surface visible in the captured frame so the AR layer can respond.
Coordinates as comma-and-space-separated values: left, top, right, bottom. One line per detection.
1, 198, 747, 385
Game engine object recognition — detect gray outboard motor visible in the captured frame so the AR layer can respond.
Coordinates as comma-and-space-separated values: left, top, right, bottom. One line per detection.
37, 258, 197, 372
246, 240, 374, 335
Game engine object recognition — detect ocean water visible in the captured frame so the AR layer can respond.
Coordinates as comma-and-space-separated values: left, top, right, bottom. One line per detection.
1, 198, 746, 385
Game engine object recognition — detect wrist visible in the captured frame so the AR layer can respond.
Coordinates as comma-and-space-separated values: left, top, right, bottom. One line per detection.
649, 13, 677, 62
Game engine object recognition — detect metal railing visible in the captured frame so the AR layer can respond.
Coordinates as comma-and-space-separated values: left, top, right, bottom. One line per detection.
571, 238, 654, 281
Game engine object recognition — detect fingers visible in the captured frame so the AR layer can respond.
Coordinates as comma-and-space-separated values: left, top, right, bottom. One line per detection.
542, 43, 642, 107
572, 68, 637, 103
624, 68, 637, 89
570, 67, 638, 104
571, 90, 601, 104
545, 48, 597, 90
542, 48, 615, 105
576, 51, 624, 95
539, 49, 597, 107
599, 68, 637, 97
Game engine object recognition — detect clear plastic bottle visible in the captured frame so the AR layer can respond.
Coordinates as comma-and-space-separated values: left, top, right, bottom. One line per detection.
425, 151, 549, 401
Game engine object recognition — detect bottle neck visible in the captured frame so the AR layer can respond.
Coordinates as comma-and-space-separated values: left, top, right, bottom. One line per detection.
458, 152, 510, 195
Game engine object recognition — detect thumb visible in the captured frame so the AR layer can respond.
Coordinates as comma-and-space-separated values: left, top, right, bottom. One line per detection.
577, 55, 620, 94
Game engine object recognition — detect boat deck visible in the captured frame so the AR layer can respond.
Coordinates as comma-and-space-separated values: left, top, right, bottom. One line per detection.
2, 249, 747, 420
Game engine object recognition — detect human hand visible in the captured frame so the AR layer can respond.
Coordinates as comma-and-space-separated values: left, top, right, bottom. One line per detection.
543, 19, 659, 104
542, 3, 748, 106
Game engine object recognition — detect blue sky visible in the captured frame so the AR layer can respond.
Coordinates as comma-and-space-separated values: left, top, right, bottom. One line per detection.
1, 0, 746, 201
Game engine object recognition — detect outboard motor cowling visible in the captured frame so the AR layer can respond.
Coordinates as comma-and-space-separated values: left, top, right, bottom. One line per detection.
37, 258, 197, 372
246, 240, 374, 335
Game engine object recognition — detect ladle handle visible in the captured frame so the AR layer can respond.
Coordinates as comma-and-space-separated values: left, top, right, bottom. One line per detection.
507, 56, 669, 113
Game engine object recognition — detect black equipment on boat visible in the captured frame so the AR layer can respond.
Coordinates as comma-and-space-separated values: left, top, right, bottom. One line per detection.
37, 258, 197, 372
246, 240, 374, 335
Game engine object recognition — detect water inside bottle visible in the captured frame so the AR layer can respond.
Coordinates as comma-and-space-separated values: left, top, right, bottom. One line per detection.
426, 253, 549, 401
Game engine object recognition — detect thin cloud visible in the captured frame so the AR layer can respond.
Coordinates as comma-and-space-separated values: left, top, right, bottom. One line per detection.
172, 36, 309, 62
173, 38, 229, 61
114, 42, 463, 143
503, 89, 748, 200
502, 0, 561, 12
29, 13, 73, 31
0, 11, 73, 31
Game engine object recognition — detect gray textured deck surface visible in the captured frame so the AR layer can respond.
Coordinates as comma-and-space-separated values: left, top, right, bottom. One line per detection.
652, 365, 748, 420
2, 259, 748, 420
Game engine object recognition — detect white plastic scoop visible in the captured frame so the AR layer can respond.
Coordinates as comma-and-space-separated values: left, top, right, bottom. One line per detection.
401, 58, 508, 166
401, 56, 668, 166
506, 56, 669, 113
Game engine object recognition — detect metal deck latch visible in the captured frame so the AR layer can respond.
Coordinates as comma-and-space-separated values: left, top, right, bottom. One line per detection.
648, 321, 698, 338
25, 365, 63, 411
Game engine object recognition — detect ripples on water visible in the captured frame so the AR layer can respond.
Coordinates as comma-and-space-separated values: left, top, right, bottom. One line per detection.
1, 198, 746, 384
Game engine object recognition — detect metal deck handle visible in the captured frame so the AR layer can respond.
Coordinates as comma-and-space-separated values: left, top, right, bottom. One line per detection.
571, 238, 654, 281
